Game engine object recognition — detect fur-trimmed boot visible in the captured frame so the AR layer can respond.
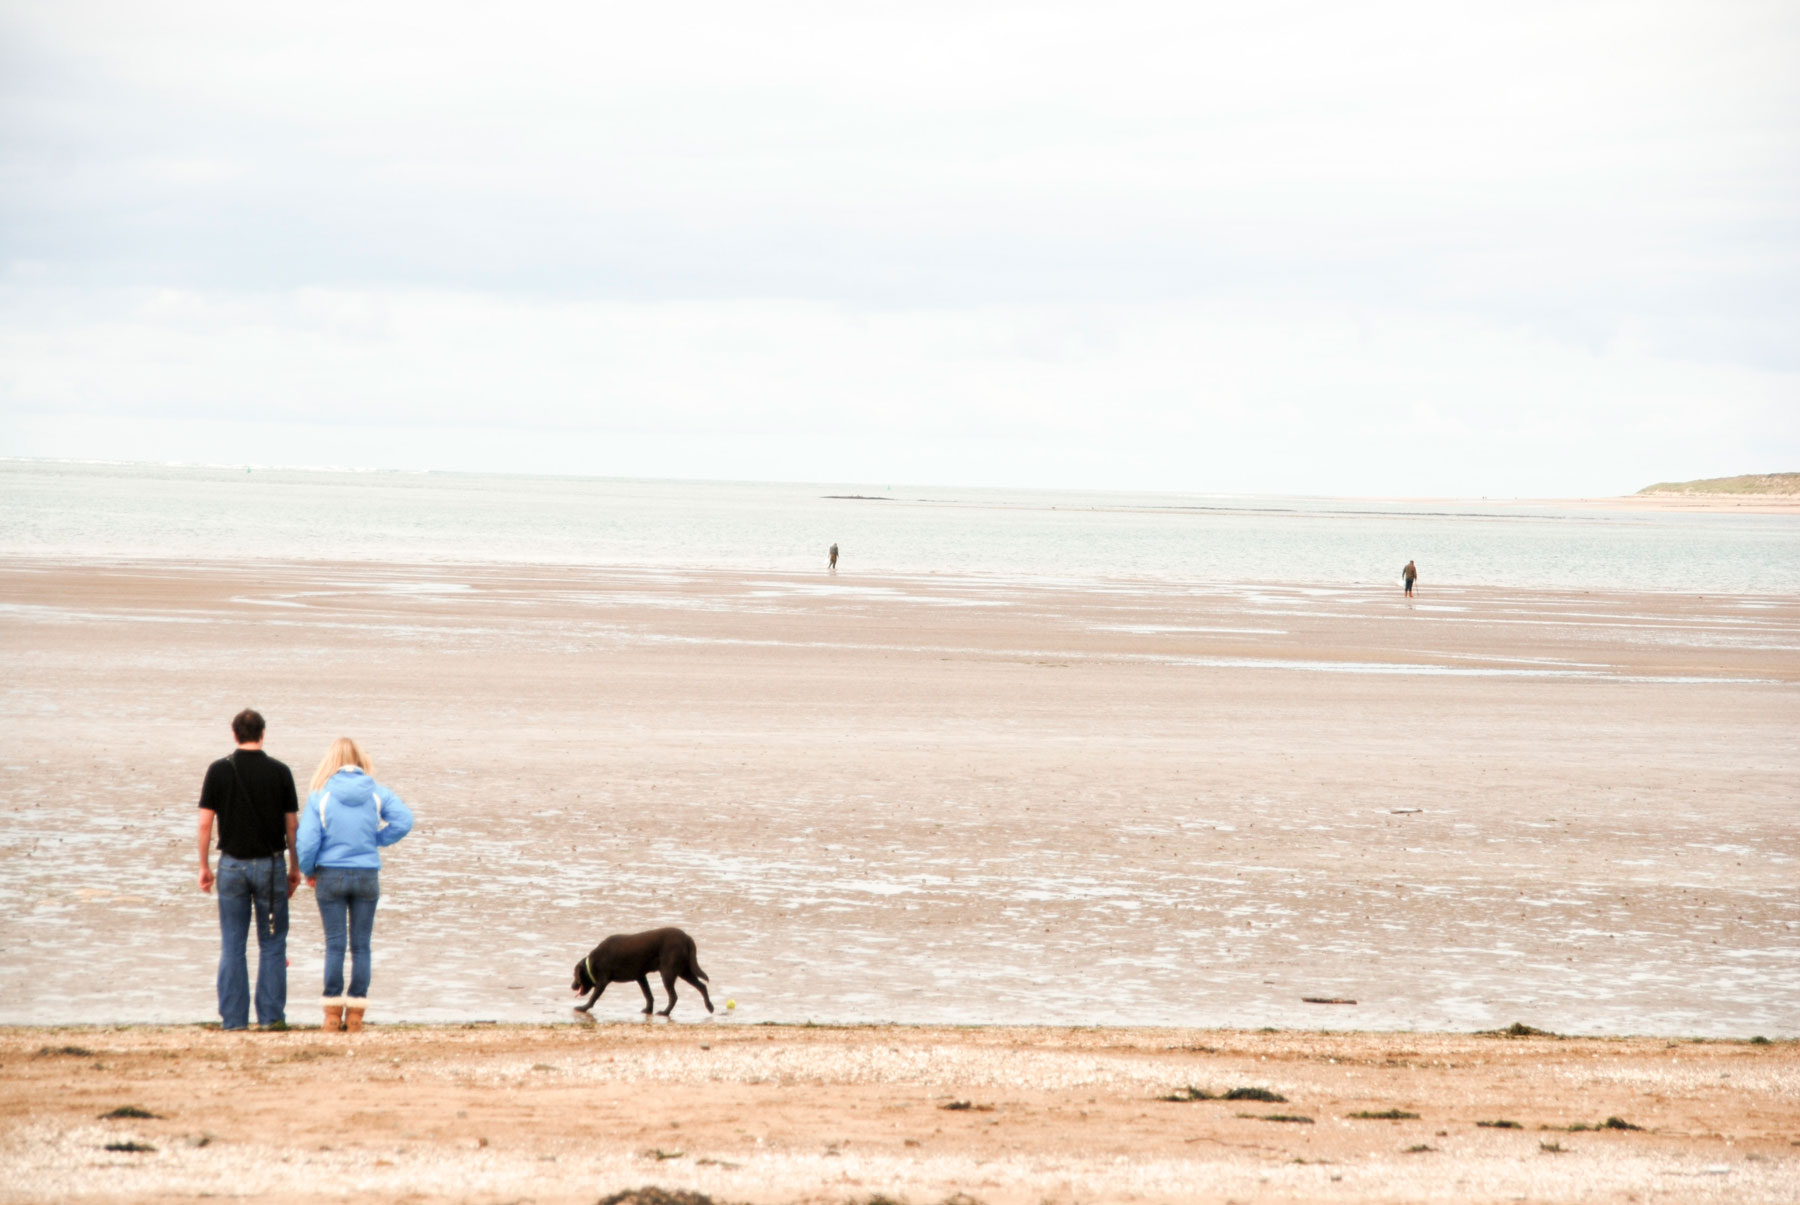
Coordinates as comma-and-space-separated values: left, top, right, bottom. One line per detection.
344, 998, 367, 1033
322, 998, 345, 1032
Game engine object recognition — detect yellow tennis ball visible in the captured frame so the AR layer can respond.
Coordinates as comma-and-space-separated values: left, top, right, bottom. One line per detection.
726, 999, 736, 1010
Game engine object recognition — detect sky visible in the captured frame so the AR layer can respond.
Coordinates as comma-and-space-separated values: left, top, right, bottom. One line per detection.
1, 0, 1796, 496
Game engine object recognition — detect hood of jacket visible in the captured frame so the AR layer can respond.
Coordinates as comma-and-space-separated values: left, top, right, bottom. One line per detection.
319, 767, 377, 826
316, 767, 386, 839
324, 767, 376, 806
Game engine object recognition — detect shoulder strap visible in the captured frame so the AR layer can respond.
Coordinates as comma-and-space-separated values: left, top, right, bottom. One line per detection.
226, 751, 251, 807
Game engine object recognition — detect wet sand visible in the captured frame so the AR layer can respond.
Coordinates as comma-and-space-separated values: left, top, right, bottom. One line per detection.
1557, 495, 1800, 515
3, 1023, 1795, 1203
2, 559, 1796, 1035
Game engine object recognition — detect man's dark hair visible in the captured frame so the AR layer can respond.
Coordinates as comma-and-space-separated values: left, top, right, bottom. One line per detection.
231, 709, 266, 743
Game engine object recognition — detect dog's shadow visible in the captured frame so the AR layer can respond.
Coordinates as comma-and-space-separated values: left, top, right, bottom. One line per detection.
572, 1009, 694, 1025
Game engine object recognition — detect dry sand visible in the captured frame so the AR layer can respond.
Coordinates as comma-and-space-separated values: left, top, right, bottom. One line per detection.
1561, 495, 1800, 515
3, 1023, 1796, 1204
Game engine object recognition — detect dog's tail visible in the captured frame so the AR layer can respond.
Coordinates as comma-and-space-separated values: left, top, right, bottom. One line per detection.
684, 934, 709, 981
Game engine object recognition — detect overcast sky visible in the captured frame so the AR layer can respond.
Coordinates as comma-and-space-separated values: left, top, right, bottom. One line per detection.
2, 0, 1795, 495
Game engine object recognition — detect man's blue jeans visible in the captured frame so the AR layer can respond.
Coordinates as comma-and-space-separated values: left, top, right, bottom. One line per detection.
314, 867, 380, 1000
216, 853, 289, 1029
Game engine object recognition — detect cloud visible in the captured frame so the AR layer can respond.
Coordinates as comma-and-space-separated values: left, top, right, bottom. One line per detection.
3, 285, 1789, 494
2, 0, 1796, 490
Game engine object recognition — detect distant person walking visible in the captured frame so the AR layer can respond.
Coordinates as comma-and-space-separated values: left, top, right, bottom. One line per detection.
828, 543, 839, 573
1402, 560, 1418, 599
196, 708, 300, 1031
298, 738, 415, 1033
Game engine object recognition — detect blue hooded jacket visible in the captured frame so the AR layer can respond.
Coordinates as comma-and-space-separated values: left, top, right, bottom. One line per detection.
297, 767, 414, 873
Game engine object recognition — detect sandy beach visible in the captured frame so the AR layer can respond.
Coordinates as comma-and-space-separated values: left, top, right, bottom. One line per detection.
3, 1022, 1796, 1203
1551, 495, 1800, 515
3, 556, 1799, 1201
3, 559, 1796, 1034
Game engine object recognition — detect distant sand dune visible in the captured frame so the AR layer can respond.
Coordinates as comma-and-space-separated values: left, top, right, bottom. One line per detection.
1638, 471, 1800, 496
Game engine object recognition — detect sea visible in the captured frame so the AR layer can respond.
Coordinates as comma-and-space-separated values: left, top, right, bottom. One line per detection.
4, 458, 1798, 593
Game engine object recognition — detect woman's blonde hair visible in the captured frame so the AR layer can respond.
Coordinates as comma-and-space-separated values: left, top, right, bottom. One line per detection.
310, 737, 374, 794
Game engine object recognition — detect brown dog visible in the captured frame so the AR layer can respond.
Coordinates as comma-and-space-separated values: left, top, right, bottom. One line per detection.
572, 926, 713, 1017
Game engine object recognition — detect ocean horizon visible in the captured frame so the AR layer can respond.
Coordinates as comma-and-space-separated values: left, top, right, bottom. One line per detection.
5, 457, 1797, 594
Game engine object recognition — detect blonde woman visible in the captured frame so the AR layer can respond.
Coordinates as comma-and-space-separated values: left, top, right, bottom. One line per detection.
297, 738, 414, 1032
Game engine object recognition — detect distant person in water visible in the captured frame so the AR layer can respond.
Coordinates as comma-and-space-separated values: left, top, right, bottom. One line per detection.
1402, 560, 1418, 598
829, 543, 838, 573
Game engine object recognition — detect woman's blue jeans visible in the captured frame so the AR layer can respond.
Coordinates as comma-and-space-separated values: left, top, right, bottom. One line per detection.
314, 867, 380, 999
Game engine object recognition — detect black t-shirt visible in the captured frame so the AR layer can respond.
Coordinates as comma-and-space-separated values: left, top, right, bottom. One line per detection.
198, 750, 299, 859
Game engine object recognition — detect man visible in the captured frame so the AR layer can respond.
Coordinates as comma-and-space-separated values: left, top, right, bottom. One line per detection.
1402, 560, 1418, 599
197, 709, 300, 1030
829, 543, 839, 573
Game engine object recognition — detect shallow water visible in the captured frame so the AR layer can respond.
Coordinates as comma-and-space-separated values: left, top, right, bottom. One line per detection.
5, 459, 1799, 592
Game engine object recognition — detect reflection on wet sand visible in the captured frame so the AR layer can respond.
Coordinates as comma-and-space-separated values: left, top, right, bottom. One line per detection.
2, 561, 1795, 1035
